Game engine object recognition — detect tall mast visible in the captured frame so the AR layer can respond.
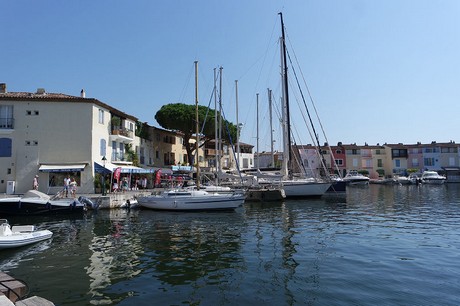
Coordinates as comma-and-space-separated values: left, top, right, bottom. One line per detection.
235, 80, 240, 169
194, 61, 200, 189
279, 12, 292, 178
218, 66, 223, 174
256, 93, 260, 171
214, 68, 218, 185
268, 88, 275, 167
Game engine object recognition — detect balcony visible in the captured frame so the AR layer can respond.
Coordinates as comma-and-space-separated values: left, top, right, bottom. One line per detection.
110, 127, 134, 143
0, 117, 14, 129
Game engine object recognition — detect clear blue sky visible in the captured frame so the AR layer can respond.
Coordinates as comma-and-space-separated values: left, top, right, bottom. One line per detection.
2, 1, 459, 151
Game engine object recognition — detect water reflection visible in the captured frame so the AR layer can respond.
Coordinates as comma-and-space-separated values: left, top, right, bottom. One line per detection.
0, 184, 459, 305
86, 209, 143, 305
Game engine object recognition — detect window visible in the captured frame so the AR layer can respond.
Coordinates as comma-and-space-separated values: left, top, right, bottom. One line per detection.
377, 159, 383, 167
335, 159, 343, 166
395, 159, 401, 167
112, 141, 117, 160
100, 139, 106, 156
26, 110, 32, 115
119, 143, 124, 160
392, 149, 408, 158
98, 109, 104, 124
449, 157, 455, 166
335, 149, 342, 154
34, 110, 39, 115
424, 158, 435, 167
156, 150, 159, 159
0, 106, 14, 128
412, 158, 419, 167
365, 159, 372, 168
352, 158, 358, 167
0, 138, 12, 157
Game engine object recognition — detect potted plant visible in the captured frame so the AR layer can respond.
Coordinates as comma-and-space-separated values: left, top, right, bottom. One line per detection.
111, 117, 121, 133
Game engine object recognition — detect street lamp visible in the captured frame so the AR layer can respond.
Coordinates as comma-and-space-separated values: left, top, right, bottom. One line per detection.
102, 156, 107, 195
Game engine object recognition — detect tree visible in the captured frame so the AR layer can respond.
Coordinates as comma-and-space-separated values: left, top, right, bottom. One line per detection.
155, 103, 238, 165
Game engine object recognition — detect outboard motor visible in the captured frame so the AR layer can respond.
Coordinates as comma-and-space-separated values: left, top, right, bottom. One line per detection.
78, 196, 99, 210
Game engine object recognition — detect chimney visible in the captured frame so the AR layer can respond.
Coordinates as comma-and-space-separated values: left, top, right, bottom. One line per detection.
0, 83, 6, 93
81, 89, 85, 98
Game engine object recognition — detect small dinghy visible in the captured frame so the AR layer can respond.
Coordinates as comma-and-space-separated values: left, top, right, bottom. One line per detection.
0, 219, 53, 249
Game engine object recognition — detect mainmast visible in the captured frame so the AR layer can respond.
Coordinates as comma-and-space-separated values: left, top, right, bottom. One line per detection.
279, 12, 292, 178
194, 61, 200, 189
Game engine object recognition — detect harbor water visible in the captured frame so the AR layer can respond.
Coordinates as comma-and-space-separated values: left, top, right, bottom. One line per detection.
1, 184, 460, 305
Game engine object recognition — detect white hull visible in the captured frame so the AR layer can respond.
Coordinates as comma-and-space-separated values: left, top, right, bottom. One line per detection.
281, 180, 331, 197
0, 220, 53, 249
421, 171, 446, 185
138, 189, 245, 211
345, 179, 370, 186
422, 179, 445, 185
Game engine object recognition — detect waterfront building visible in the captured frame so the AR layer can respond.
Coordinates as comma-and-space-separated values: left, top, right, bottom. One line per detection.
0, 84, 144, 194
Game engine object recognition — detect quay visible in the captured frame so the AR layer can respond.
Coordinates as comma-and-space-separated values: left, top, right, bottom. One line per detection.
0, 272, 53, 305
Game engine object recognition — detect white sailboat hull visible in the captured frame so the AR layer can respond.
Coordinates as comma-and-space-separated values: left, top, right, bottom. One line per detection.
138, 189, 245, 211
282, 180, 331, 197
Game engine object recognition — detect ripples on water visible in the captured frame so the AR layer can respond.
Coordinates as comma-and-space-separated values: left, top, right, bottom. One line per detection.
1, 184, 460, 305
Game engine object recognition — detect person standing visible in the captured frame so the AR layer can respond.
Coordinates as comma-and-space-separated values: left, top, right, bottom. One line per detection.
69, 178, 77, 198
33, 175, 39, 190
64, 175, 71, 197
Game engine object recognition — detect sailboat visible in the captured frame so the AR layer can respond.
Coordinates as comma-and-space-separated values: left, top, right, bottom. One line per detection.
245, 92, 286, 202
277, 12, 331, 198
137, 62, 245, 211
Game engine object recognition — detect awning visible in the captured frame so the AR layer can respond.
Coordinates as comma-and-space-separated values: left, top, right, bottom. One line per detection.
39, 164, 86, 172
116, 165, 151, 174
94, 162, 112, 174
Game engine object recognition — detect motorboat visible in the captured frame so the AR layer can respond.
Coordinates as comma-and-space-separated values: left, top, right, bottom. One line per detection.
0, 219, 52, 249
409, 173, 422, 185
421, 171, 446, 185
342, 170, 370, 185
393, 175, 411, 185
0, 190, 93, 215
137, 188, 245, 211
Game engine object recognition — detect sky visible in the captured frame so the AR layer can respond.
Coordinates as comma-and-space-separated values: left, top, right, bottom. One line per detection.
2, 0, 459, 152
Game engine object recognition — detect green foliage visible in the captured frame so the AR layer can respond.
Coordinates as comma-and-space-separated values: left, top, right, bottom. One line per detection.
111, 116, 121, 128
125, 143, 139, 167
376, 169, 385, 176
358, 169, 369, 176
155, 103, 238, 164
135, 121, 150, 140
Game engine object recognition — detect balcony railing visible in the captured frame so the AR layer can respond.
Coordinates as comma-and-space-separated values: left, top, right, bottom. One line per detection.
0, 117, 14, 129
